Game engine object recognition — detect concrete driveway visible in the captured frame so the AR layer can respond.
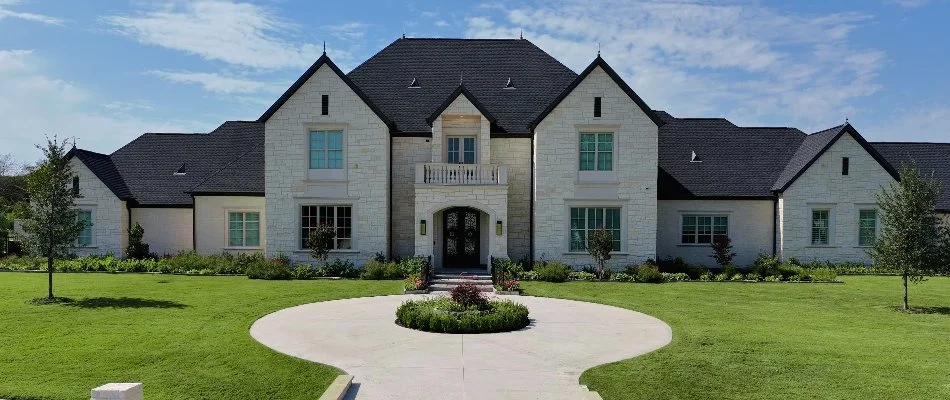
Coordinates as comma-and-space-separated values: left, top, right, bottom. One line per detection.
250, 295, 672, 399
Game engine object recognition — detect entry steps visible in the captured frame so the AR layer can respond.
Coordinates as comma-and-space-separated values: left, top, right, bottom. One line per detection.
429, 273, 494, 292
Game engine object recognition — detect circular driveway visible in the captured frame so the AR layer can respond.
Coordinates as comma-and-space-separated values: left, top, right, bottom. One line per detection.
250, 295, 672, 400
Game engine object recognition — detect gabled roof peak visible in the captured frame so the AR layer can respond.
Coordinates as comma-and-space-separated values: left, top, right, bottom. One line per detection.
425, 84, 497, 126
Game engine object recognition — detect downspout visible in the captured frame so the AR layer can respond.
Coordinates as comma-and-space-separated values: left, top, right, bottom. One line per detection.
191, 194, 197, 252
772, 194, 778, 258
529, 132, 535, 266
388, 134, 393, 259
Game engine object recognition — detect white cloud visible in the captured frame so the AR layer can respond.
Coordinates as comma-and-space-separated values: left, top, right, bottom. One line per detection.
101, 1, 322, 70
147, 70, 283, 94
862, 104, 950, 142
0, 49, 210, 164
466, 0, 886, 131
325, 22, 367, 41
435, 20, 449, 28
0, 0, 62, 25
884, 0, 932, 8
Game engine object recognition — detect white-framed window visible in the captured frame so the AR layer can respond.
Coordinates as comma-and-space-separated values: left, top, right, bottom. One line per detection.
812, 209, 830, 246
228, 211, 260, 247
858, 209, 877, 246
569, 207, 621, 252
447, 136, 476, 164
309, 130, 343, 169
681, 215, 728, 244
579, 133, 613, 171
301, 205, 352, 250
76, 209, 93, 246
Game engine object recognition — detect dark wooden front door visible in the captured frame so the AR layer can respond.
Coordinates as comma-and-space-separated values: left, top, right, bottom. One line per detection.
443, 207, 480, 267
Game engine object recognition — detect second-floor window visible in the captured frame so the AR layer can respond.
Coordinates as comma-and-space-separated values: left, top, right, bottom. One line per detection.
309, 130, 343, 169
447, 136, 476, 164
579, 133, 613, 171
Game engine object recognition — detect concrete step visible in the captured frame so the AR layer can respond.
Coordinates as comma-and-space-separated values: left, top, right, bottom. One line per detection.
428, 283, 494, 292
431, 277, 492, 283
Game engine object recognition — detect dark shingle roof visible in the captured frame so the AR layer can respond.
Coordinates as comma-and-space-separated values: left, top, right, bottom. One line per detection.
69, 148, 133, 200
102, 121, 263, 206
347, 38, 578, 133
873, 142, 950, 211
657, 111, 805, 198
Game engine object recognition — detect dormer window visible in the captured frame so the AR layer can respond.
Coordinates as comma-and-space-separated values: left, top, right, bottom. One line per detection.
503, 77, 515, 89
408, 77, 421, 88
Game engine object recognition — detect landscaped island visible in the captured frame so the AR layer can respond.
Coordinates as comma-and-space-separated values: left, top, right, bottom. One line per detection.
395, 283, 530, 334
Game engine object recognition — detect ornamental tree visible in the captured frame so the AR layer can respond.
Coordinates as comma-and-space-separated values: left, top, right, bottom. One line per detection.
710, 236, 736, 267
587, 227, 614, 280
307, 224, 335, 266
869, 165, 950, 310
20, 138, 85, 300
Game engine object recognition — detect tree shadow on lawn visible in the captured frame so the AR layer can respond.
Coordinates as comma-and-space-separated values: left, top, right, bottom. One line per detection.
901, 306, 950, 316
62, 297, 188, 309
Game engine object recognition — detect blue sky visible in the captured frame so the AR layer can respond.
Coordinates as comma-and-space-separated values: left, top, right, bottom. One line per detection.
2, 0, 949, 164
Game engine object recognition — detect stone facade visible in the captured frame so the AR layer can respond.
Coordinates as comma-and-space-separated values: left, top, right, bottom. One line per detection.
413, 184, 509, 268
391, 136, 432, 258
533, 66, 659, 267
777, 133, 896, 263
130, 208, 193, 256
194, 195, 266, 255
71, 159, 127, 258
657, 200, 775, 266
491, 138, 531, 262
264, 63, 390, 265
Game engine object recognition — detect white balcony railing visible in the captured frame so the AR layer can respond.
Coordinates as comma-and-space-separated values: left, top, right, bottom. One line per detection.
415, 163, 508, 185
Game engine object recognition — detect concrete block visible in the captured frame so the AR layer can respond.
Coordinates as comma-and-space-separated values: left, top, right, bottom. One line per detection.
90, 383, 142, 400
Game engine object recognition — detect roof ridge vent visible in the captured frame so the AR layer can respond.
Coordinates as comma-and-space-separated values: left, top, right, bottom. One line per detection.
503, 77, 515, 89
408, 77, 421, 88
690, 151, 702, 163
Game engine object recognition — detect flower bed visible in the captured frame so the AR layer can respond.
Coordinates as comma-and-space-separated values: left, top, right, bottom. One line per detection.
395, 283, 529, 334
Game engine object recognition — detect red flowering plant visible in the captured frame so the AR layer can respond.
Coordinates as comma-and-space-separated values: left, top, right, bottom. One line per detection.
450, 282, 488, 310
499, 278, 520, 291
403, 275, 424, 291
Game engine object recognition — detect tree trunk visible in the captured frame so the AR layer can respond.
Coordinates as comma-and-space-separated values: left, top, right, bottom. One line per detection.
47, 256, 54, 299
902, 273, 909, 311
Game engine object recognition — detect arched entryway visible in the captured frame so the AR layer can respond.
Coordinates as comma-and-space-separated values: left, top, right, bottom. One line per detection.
442, 207, 480, 268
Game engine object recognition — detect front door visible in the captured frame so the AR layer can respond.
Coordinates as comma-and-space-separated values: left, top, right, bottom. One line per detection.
443, 207, 480, 268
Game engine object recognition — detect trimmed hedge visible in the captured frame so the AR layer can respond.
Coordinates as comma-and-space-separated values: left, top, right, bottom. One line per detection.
395, 298, 530, 334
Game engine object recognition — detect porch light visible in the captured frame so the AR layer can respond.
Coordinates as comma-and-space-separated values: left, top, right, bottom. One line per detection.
420, 220, 427, 236
496, 220, 503, 236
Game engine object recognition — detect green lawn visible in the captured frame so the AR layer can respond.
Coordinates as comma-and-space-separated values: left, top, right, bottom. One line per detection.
523, 276, 950, 400
2, 274, 948, 399
0, 273, 401, 400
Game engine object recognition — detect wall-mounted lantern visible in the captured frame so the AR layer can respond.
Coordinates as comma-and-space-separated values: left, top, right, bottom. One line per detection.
420, 220, 427, 236
496, 220, 503, 236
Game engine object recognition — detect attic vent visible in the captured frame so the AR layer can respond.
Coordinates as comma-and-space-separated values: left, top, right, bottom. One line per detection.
690, 151, 702, 163
503, 77, 515, 89
174, 164, 187, 176
408, 77, 421, 88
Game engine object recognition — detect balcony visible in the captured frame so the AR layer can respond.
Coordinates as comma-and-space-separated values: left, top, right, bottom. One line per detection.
415, 163, 508, 185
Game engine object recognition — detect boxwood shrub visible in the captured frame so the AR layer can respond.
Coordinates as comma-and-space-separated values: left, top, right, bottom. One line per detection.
395, 298, 530, 334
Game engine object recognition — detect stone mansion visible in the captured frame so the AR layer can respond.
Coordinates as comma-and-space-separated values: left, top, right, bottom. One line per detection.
63, 38, 950, 269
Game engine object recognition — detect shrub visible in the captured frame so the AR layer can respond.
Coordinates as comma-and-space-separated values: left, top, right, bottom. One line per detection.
751, 254, 780, 278
722, 264, 739, 278
492, 258, 523, 286
730, 273, 745, 281
569, 271, 597, 281
581, 265, 612, 280
498, 278, 520, 291
661, 272, 689, 282
403, 274, 424, 291
399, 256, 428, 277
653, 257, 707, 279
292, 264, 319, 280
534, 261, 571, 283
518, 270, 539, 281
710, 235, 736, 267
125, 223, 151, 260
699, 271, 714, 281
713, 272, 729, 282
778, 264, 805, 280
764, 274, 782, 282
361, 260, 403, 280
609, 272, 635, 282
806, 267, 838, 281
319, 259, 359, 278
307, 225, 335, 265
450, 282, 488, 309
635, 264, 664, 283
246, 258, 292, 280
395, 298, 529, 334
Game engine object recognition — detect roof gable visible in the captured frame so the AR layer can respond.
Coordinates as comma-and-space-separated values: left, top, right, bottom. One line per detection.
772, 124, 899, 192
425, 84, 497, 126
66, 148, 133, 201
258, 53, 393, 129
530, 56, 665, 130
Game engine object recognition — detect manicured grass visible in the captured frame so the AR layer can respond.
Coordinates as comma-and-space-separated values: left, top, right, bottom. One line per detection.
0, 273, 401, 400
523, 276, 950, 400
